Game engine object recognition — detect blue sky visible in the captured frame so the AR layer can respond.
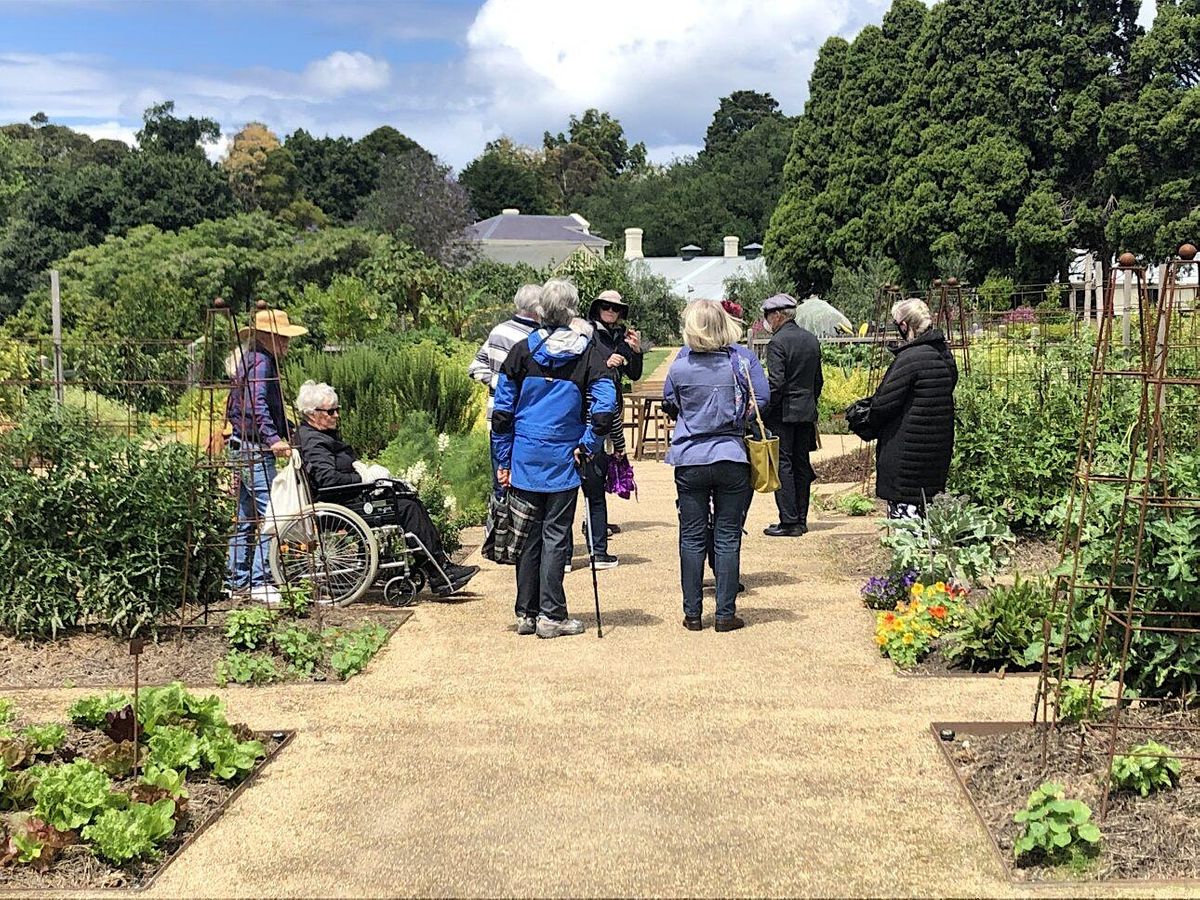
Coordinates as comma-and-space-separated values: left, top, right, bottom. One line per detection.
0, 0, 1159, 170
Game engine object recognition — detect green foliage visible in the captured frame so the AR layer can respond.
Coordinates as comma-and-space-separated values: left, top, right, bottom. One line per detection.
0, 699, 14, 725
1013, 782, 1102, 864
817, 364, 869, 426
285, 343, 482, 457
139, 765, 188, 800
328, 623, 389, 680
723, 266, 797, 315
20, 724, 66, 754
0, 400, 228, 638
224, 607, 277, 651
881, 494, 1014, 584
272, 625, 324, 676
825, 254, 902, 326
295, 275, 391, 345
1110, 741, 1182, 797
277, 581, 313, 618
82, 798, 176, 864
1058, 681, 1104, 723
214, 650, 280, 687
200, 732, 265, 782
32, 759, 113, 832
942, 576, 1056, 671
146, 725, 203, 772
135, 683, 228, 737
836, 493, 875, 516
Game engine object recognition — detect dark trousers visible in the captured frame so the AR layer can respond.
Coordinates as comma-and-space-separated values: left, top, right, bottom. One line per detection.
675, 461, 752, 620
570, 449, 608, 558
514, 487, 578, 622
772, 421, 816, 527
396, 497, 446, 565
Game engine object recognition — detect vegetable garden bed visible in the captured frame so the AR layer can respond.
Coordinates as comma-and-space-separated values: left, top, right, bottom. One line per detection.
934, 714, 1200, 883
0, 686, 290, 891
0, 602, 411, 690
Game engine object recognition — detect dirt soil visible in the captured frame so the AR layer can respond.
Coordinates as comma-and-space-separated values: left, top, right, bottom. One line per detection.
814, 446, 873, 483
945, 710, 1200, 881
0, 728, 285, 891
0, 603, 412, 689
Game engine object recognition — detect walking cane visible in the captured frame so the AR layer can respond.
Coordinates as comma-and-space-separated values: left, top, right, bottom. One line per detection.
578, 456, 604, 638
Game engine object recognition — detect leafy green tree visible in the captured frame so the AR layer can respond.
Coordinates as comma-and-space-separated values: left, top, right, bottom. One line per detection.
284, 130, 376, 222
136, 101, 220, 158
544, 109, 647, 179
702, 90, 787, 158
460, 138, 551, 218
223, 122, 282, 210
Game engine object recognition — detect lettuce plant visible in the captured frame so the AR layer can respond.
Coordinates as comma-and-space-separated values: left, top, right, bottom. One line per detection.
32, 760, 113, 832
1111, 741, 1182, 797
82, 799, 177, 864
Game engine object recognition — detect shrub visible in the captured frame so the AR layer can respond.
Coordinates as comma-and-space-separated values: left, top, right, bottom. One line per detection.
1013, 782, 1102, 865
881, 494, 1014, 585
1110, 741, 1182, 797
942, 576, 1057, 671
817, 364, 869, 426
0, 398, 229, 638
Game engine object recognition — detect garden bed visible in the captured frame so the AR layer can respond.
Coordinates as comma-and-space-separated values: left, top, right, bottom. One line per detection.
0, 602, 412, 690
0, 688, 290, 890
814, 446, 872, 483
935, 713, 1200, 883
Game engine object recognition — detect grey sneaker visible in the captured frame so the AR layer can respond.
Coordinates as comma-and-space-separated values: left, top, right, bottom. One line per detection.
536, 616, 585, 639
516, 616, 536, 635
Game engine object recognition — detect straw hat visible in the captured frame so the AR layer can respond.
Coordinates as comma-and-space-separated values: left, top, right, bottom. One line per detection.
239, 308, 308, 339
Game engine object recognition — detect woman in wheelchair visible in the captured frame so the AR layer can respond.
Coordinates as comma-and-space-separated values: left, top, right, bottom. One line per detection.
294, 381, 479, 597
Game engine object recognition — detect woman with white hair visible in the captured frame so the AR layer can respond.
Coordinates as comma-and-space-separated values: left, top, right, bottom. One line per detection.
867, 297, 958, 518
491, 279, 618, 639
294, 380, 479, 596
662, 300, 769, 633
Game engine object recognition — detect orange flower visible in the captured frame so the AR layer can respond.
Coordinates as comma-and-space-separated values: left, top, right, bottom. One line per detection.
884, 612, 896, 625
930, 605, 947, 620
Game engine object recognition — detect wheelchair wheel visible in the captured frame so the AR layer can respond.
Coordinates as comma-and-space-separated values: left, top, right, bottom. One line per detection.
269, 503, 380, 607
382, 576, 419, 607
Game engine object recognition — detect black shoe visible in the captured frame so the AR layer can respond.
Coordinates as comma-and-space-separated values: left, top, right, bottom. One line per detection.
442, 563, 479, 582
607, 524, 621, 536
590, 553, 619, 570
431, 565, 478, 596
738, 582, 746, 593
682, 616, 703, 631
764, 523, 807, 537
715, 616, 745, 632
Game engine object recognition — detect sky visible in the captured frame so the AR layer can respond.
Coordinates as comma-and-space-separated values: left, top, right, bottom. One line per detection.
0, 0, 1160, 171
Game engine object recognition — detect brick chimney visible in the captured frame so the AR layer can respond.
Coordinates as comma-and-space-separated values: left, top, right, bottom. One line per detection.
624, 227, 644, 260
723, 236, 739, 258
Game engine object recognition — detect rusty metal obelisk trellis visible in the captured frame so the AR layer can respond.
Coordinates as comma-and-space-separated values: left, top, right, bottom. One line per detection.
1036, 243, 1200, 818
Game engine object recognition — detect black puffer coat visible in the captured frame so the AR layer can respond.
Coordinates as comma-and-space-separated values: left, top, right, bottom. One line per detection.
868, 329, 958, 504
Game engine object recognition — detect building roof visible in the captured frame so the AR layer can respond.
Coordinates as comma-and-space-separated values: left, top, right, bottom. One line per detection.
469, 212, 610, 247
637, 255, 767, 300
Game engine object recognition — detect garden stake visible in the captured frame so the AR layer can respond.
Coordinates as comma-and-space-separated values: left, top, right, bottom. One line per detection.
130, 637, 144, 776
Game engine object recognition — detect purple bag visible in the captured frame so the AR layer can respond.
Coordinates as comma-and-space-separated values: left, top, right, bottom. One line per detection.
606, 454, 638, 500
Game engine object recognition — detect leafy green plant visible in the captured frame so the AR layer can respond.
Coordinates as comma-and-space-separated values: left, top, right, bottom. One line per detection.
0, 699, 15, 725
146, 725, 202, 772
200, 733, 265, 782
215, 650, 280, 687
277, 582, 312, 618
882, 494, 1015, 584
328, 623, 389, 680
1058, 681, 1105, 723
942, 576, 1057, 671
272, 625, 324, 676
82, 798, 176, 864
68, 693, 132, 728
224, 607, 277, 650
1110, 741, 1182, 797
135, 683, 228, 738
1013, 782, 1102, 864
836, 492, 875, 516
32, 759, 113, 832
139, 765, 188, 801
21, 724, 67, 754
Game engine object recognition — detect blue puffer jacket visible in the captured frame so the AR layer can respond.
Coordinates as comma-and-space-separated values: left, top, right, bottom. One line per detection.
492, 326, 618, 492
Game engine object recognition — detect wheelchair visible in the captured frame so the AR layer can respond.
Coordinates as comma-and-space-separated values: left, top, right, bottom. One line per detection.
268, 479, 454, 607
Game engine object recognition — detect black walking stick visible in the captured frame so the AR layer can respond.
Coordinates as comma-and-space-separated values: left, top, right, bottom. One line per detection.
578, 455, 604, 638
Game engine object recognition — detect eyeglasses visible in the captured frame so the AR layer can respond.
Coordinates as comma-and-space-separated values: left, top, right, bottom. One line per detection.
315, 407, 341, 414
598, 302, 623, 313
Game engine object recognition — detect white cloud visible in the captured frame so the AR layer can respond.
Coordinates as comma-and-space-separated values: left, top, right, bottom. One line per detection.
302, 51, 391, 97
73, 120, 139, 146
646, 143, 703, 165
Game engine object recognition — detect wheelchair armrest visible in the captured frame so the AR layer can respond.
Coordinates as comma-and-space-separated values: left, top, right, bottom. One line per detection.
314, 482, 370, 502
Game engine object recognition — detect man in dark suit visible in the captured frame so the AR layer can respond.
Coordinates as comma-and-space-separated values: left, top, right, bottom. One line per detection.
760, 293, 823, 537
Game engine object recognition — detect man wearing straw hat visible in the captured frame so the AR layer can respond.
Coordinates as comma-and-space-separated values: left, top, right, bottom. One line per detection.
225, 307, 308, 606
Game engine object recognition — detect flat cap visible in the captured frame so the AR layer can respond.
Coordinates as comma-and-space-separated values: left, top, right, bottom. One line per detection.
762, 293, 797, 312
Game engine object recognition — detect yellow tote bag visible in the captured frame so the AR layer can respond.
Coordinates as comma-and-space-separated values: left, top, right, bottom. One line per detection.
740, 359, 781, 493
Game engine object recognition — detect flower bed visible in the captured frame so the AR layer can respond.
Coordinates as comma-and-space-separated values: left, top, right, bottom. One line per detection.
0, 685, 288, 890
935, 712, 1200, 882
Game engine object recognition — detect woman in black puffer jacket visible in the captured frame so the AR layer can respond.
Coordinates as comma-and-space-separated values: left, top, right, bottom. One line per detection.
867, 298, 958, 518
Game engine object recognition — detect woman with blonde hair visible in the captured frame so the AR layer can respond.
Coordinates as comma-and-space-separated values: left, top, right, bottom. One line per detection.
867, 297, 958, 518
662, 300, 769, 632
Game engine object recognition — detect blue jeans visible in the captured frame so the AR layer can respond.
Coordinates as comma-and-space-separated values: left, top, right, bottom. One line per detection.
675, 461, 752, 620
514, 487, 577, 621
226, 446, 277, 588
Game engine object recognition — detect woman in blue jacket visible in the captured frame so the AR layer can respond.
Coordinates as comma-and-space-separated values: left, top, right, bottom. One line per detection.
492, 279, 618, 639
662, 300, 769, 632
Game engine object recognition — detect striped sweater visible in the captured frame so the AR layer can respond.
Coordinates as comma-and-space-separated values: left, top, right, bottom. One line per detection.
468, 315, 539, 420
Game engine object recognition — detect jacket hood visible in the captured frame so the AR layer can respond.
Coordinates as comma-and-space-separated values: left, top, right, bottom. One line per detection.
890, 328, 948, 356
531, 321, 592, 365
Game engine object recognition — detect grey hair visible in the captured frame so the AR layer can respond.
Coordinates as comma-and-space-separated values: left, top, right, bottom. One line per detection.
891, 297, 933, 339
513, 283, 542, 317
539, 278, 580, 329
771, 306, 797, 323
296, 380, 338, 419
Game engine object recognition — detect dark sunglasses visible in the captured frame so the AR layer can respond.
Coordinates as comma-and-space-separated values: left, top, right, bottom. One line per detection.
315, 407, 341, 414
598, 301, 624, 313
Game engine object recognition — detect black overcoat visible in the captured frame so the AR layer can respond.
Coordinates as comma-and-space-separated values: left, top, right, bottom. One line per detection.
762, 320, 823, 424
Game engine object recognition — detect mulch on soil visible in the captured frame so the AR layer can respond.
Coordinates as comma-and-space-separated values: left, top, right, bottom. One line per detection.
944, 710, 1200, 881
0, 602, 412, 689
0, 729, 286, 891
814, 446, 873, 483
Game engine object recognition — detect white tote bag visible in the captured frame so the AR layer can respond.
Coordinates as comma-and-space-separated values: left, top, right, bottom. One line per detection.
262, 449, 314, 541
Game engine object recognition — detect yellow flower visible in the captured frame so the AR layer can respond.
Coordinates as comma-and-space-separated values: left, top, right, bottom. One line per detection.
875, 634, 887, 646
903, 633, 914, 644
911, 583, 924, 597
934, 582, 946, 593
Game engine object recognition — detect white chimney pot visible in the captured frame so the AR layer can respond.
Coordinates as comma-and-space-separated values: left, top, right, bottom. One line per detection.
624, 227, 644, 261
723, 236, 739, 258
501, 208, 520, 215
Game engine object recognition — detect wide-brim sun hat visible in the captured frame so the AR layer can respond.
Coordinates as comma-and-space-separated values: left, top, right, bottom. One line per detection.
239, 308, 308, 339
